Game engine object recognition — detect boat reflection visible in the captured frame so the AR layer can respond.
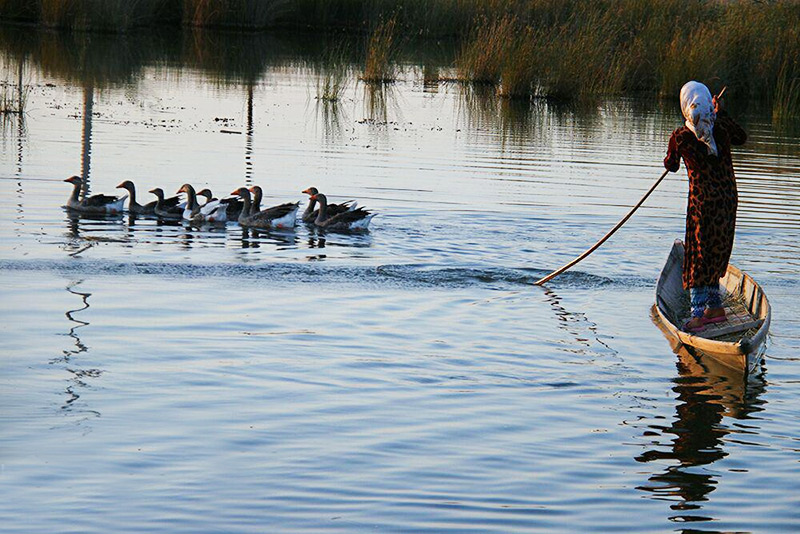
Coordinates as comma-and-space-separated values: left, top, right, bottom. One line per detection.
636, 311, 767, 524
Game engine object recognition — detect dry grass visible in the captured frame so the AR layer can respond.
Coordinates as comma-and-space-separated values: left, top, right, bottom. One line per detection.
316, 42, 351, 101
183, 0, 290, 29
0, 0, 798, 114
362, 14, 398, 83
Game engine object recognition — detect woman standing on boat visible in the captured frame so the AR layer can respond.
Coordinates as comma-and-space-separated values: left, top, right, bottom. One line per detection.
664, 81, 747, 332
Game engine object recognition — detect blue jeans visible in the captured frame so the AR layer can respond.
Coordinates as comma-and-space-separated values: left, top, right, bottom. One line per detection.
690, 285, 722, 318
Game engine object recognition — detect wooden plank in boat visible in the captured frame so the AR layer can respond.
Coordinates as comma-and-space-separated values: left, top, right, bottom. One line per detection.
694, 299, 762, 339
702, 317, 763, 338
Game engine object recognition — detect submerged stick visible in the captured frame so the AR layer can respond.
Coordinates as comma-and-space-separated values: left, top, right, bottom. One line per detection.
534, 168, 670, 286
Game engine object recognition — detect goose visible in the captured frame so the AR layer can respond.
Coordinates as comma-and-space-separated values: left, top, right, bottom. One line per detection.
231, 187, 298, 230
249, 185, 300, 222
311, 193, 374, 231
116, 180, 179, 215
176, 184, 227, 223
301, 187, 357, 223
148, 188, 183, 220
197, 188, 243, 220
63, 176, 126, 214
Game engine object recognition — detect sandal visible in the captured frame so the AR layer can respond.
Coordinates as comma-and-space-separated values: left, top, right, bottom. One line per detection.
682, 318, 707, 333
702, 314, 727, 325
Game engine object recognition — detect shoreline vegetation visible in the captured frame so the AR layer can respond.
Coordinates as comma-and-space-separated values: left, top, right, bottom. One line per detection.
0, 1, 798, 118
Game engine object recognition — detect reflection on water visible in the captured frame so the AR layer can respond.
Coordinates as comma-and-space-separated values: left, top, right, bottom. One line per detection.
54, 280, 102, 425
363, 80, 402, 124
543, 286, 618, 359
635, 345, 767, 526
1, 23, 799, 534
80, 86, 93, 191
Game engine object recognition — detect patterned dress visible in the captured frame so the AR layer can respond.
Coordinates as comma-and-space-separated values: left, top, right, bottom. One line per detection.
664, 110, 747, 290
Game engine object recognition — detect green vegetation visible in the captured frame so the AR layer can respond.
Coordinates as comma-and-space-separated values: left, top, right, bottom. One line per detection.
0, 0, 798, 116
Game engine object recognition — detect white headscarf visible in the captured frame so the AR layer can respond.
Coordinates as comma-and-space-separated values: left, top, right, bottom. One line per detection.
680, 81, 718, 156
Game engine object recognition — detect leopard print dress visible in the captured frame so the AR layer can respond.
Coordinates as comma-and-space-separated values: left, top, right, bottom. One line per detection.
664, 110, 747, 290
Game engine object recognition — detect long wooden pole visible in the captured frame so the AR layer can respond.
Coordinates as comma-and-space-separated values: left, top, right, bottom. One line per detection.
534, 168, 670, 286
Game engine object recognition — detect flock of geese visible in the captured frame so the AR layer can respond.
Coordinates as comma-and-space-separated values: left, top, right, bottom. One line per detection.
63, 176, 376, 232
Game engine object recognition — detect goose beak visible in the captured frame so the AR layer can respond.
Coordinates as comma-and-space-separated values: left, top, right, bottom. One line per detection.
231, 189, 240, 196
302, 188, 312, 195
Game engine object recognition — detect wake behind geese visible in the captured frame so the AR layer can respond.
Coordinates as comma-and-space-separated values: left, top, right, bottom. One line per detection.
231, 187, 298, 229
64, 176, 127, 214
310, 193, 374, 231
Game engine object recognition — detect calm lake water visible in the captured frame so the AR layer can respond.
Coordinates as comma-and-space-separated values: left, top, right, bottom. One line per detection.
1, 29, 799, 533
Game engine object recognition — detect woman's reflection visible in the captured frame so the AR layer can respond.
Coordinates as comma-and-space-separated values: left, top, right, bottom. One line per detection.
635, 339, 766, 522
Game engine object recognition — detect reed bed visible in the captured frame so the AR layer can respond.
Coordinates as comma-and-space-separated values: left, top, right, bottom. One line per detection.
362, 14, 398, 83
316, 43, 351, 101
1, 0, 798, 116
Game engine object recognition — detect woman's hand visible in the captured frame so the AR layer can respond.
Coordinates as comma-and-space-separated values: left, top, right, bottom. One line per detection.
713, 86, 726, 113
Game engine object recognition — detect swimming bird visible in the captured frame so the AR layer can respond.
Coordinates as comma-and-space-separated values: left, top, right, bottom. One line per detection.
116, 180, 179, 215
177, 184, 227, 223
301, 187, 356, 223
310, 193, 374, 231
197, 188, 244, 220
248, 186, 300, 222
148, 188, 183, 220
231, 187, 298, 229
63, 176, 127, 214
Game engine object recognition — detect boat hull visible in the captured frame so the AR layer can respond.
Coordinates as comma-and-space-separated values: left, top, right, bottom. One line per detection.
654, 240, 771, 374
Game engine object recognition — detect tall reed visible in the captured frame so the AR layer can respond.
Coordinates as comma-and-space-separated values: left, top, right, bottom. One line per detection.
183, 0, 289, 29
316, 42, 351, 101
773, 58, 800, 122
1, 0, 798, 115
362, 14, 398, 83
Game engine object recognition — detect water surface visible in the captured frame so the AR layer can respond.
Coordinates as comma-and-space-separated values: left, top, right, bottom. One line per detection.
2, 29, 800, 533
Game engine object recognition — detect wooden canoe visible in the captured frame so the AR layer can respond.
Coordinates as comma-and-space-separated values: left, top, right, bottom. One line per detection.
653, 240, 771, 374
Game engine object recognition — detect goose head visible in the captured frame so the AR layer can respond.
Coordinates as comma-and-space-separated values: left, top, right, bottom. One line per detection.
231, 187, 251, 199
177, 184, 195, 196
197, 188, 214, 203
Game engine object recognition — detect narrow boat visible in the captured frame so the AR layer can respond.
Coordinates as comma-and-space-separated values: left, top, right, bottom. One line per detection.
652, 240, 771, 374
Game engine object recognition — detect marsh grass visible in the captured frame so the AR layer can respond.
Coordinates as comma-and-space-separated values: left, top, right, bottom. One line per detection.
316, 42, 351, 101
35, 0, 179, 31
0, 60, 29, 115
0, 83, 27, 114
773, 58, 800, 122
1, 0, 798, 116
184, 0, 290, 29
362, 14, 398, 83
